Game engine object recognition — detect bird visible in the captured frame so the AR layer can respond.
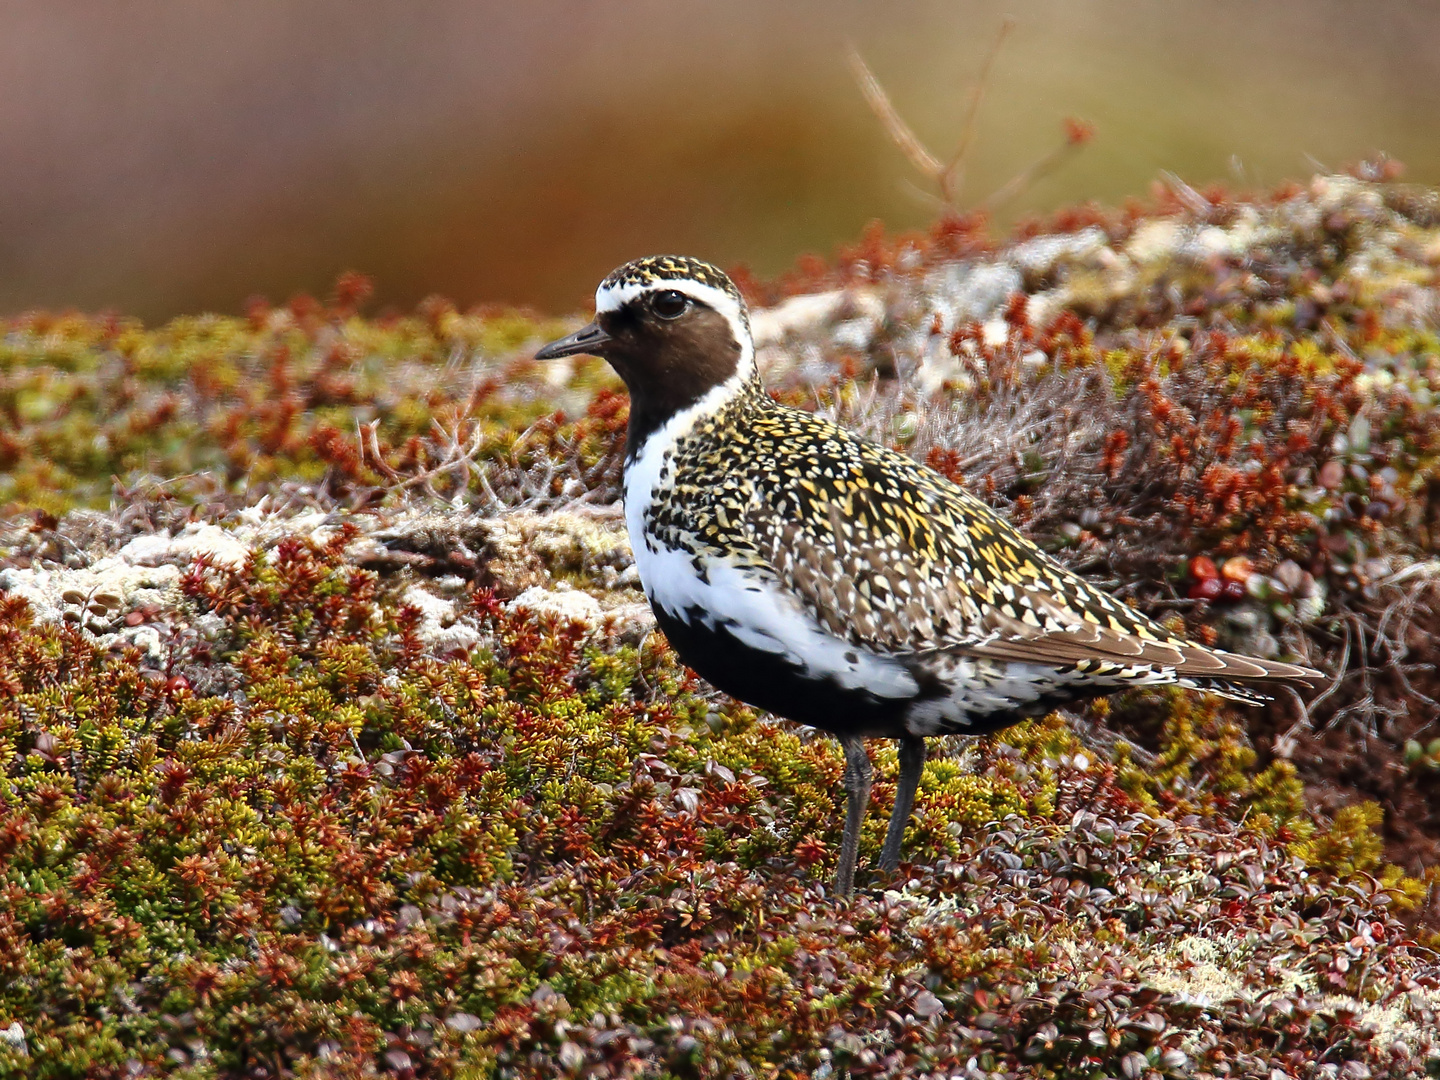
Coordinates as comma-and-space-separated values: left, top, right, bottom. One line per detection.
535, 254, 1323, 898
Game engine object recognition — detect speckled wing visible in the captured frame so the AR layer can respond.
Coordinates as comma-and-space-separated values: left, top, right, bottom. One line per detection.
745, 431, 1320, 686
746, 456, 983, 654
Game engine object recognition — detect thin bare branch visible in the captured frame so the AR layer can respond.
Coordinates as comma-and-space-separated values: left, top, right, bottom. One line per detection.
897, 177, 954, 214
980, 129, 1092, 214
940, 16, 1015, 205
850, 25, 1091, 215
1159, 170, 1213, 216
847, 46, 942, 182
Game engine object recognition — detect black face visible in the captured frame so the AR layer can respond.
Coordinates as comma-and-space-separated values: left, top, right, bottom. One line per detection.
591, 290, 744, 453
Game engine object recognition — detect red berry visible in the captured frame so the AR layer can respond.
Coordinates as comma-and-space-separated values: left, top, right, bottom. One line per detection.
1188, 577, 1223, 600
1189, 556, 1219, 581
1221, 556, 1254, 583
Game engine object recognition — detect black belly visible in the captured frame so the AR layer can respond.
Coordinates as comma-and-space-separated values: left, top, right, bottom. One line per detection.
652, 605, 919, 739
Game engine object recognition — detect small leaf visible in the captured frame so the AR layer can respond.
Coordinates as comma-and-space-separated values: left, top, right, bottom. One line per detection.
706, 760, 736, 783
911, 990, 944, 1018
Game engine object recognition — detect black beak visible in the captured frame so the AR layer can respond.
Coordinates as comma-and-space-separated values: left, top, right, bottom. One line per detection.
535, 320, 611, 360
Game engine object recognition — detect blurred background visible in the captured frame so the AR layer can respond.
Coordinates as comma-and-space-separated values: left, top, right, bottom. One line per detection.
2, 0, 1437, 321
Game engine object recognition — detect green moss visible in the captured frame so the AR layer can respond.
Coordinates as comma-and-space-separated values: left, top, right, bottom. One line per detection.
1106, 689, 1291, 824
0, 300, 587, 515
1293, 801, 1386, 878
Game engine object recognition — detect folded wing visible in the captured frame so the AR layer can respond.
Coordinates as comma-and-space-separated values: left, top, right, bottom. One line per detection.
744, 439, 1321, 688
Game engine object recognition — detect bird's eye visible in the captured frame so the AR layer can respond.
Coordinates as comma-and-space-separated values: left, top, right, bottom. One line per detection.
651, 290, 689, 320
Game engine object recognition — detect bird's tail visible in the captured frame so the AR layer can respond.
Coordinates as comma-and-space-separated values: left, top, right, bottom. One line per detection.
1176, 676, 1277, 707
1177, 651, 1324, 707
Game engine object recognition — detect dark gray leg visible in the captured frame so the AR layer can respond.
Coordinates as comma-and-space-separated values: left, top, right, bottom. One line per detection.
878, 735, 926, 874
835, 737, 873, 898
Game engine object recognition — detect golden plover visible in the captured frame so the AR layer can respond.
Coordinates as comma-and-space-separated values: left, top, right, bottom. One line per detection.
536, 254, 1322, 897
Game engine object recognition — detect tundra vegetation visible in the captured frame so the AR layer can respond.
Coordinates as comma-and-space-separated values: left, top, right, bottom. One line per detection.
2, 171, 1440, 1078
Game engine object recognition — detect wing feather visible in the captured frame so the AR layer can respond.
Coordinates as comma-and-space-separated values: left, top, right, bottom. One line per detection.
742, 429, 1322, 687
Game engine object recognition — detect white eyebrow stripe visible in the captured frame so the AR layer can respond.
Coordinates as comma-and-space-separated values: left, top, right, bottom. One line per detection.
596, 278, 745, 329
596, 277, 755, 382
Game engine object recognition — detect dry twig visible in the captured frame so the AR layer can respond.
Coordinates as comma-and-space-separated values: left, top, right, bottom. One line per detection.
849, 21, 1093, 213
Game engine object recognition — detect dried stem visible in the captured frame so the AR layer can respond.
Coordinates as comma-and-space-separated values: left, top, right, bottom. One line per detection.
939, 16, 1015, 206
847, 46, 941, 182
980, 129, 1094, 214
849, 23, 1092, 214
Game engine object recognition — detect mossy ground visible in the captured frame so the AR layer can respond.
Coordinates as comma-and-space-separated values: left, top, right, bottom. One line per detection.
3, 173, 1440, 1077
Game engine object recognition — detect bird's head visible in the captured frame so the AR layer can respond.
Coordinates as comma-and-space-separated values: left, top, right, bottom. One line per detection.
535, 255, 755, 431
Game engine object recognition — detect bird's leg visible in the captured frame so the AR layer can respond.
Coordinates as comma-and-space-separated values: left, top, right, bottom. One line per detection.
835, 737, 873, 898
878, 735, 926, 874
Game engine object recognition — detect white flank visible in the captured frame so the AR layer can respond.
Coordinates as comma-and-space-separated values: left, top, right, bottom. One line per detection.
902, 657, 1178, 737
